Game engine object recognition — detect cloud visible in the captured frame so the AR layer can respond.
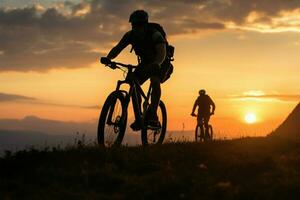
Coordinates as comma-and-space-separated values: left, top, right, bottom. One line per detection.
240, 94, 300, 102
0, 92, 100, 109
0, 6, 102, 72
0, 92, 36, 102
28, 101, 101, 110
0, 0, 300, 72
229, 91, 300, 102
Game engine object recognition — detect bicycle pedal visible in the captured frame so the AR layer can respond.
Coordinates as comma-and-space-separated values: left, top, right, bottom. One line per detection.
147, 124, 161, 130
106, 121, 114, 125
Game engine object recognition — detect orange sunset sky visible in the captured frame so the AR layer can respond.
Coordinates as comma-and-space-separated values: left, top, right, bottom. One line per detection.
0, 0, 299, 138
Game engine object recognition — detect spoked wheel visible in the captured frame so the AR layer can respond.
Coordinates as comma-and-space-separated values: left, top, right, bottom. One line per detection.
141, 101, 167, 145
97, 91, 127, 147
195, 125, 204, 142
195, 125, 199, 142
208, 125, 213, 141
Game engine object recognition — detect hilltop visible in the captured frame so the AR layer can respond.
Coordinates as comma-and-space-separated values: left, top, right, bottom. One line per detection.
270, 102, 300, 138
1, 137, 300, 199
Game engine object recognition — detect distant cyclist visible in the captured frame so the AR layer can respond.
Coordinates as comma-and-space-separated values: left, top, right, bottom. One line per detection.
191, 89, 216, 138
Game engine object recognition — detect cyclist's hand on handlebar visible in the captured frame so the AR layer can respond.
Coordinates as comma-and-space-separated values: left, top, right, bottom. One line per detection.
100, 57, 111, 64
100, 57, 117, 69
211, 112, 214, 115
191, 113, 196, 117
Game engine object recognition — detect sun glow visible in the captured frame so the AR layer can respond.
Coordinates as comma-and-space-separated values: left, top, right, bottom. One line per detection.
245, 113, 257, 124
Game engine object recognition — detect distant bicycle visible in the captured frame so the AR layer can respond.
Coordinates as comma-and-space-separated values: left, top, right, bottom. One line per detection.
97, 57, 167, 147
192, 114, 213, 142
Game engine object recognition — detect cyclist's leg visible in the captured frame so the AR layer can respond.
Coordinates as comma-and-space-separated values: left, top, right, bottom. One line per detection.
203, 115, 211, 139
140, 63, 161, 122
133, 64, 149, 110
150, 75, 161, 118
130, 65, 148, 130
198, 115, 205, 140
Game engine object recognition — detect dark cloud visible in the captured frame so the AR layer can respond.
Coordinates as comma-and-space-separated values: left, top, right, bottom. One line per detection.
28, 101, 101, 110
201, 0, 300, 24
0, 92, 99, 109
0, 0, 299, 72
0, 92, 36, 101
0, 7, 103, 72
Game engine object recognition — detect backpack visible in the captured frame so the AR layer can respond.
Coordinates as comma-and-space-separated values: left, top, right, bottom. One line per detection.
130, 23, 175, 83
148, 23, 175, 83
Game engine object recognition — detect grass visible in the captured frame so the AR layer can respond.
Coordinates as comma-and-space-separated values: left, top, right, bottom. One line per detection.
1, 137, 300, 199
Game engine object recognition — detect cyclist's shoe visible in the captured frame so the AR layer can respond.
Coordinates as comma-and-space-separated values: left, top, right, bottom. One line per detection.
147, 119, 161, 129
147, 111, 161, 129
130, 121, 141, 131
106, 120, 113, 125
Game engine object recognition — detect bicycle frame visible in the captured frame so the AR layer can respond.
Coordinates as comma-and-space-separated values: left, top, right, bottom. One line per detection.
107, 66, 152, 126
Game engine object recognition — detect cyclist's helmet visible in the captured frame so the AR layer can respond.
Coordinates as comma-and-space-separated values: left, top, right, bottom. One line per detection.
199, 89, 206, 95
129, 10, 148, 25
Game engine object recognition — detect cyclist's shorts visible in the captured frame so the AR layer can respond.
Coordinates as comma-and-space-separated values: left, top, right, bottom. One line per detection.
197, 114, 210, 122
134, 63, 161, 85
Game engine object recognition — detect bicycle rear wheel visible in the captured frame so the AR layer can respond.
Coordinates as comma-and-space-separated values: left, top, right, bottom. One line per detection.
141, 101, 167, 145
97, 91, 127, 147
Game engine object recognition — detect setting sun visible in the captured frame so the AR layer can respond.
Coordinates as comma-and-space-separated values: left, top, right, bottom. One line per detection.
245, 113, 257, 124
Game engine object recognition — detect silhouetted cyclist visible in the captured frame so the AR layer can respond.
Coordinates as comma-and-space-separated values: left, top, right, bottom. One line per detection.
103, 10, 167, 131
191, 89, 216, 138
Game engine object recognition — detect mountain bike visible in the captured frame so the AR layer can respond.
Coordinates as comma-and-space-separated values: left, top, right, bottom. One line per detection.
192, 114, 213, 142
97, 57, 167, 147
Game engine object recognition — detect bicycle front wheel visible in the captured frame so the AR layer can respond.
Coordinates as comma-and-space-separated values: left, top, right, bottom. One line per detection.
208, 125, 213, 141
195, 125, 200, 142
195, 124, 206, 142
141, 101, 167, 145
97, 91, 127, 147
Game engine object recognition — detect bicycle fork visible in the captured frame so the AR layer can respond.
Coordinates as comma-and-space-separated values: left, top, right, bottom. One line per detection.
106, 80, 128, 125
106, 97, 118, 125
131, 85, 143, 126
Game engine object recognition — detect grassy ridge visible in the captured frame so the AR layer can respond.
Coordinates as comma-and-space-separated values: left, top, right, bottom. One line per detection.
1, 137, 300, 199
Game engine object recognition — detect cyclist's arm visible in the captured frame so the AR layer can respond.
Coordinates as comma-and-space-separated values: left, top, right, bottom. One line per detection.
107, 32, 130, 60
191, 99, 198, 115
210, 97, 216, 113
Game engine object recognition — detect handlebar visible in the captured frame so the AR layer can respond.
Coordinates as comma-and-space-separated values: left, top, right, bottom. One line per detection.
100, 57, 137, 70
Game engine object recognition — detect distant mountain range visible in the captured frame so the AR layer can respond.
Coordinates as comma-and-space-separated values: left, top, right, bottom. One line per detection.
270, 102, 300, 138
0, 129, 77, 155
0, 115, 96, 136
0, 116, 97, 154
0, 116, 195, 154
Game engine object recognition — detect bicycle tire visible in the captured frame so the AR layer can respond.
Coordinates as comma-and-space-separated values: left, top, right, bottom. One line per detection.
97, 91, 127, 147
195, 125, 200, 142
195, 124, 206, 142
141, 101, 167, 145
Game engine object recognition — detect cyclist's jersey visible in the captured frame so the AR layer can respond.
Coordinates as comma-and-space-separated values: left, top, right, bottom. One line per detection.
196, 95, 215, 116
118, 27, 166, 64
